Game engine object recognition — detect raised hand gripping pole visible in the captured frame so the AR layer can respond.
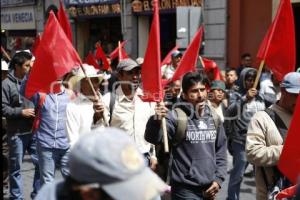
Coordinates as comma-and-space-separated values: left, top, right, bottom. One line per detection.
79, 64, 109, 127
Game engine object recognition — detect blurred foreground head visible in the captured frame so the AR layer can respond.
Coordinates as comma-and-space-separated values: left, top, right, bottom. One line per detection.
69, 127, 168, 200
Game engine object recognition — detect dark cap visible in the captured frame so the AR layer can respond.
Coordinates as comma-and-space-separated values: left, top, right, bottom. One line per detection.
210, 80, 226, 92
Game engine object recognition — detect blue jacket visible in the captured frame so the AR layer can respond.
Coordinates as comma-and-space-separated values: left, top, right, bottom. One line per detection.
145, 103, 227, 188
31, 91, 70, 149
21, 74, 70, 149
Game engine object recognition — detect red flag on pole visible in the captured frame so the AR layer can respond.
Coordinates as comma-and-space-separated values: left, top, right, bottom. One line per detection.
57, 0, 73, 43
32, 34, 41, 56
85, 51, 100, 70
202, 57, 224, 81
278, 96, 300, 184
171, 26, 204, 82
25, 11, 81, 99
140, 0, 162, 102
256, 0, 295, 81
161, 45, 179, 67
109, 40, 127, 60
117, 41, 128, 61
95, 45, 111, 71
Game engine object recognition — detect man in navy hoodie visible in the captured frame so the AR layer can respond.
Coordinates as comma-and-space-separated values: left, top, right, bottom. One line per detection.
145, 72, 227, 199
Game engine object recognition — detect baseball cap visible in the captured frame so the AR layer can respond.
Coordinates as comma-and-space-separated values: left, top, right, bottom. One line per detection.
117, 58, 140, 72
280, 72, 300, 94
210, 80, 226, 92
69, 128, 168, 200
171, 50, 182, 58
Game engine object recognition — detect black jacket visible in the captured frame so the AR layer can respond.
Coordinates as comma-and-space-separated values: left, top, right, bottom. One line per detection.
2, 70, 34, 134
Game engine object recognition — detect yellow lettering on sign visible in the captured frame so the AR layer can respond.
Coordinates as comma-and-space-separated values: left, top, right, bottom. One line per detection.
191, 0, 201, 6
161, 0, 171, 9
112, 3, 121, 13
171, 0, 178, 8
90, 5, 99, 15
143, 0, 150, 11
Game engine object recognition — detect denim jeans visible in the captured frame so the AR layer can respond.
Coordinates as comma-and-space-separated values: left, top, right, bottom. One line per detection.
37, 143, 70, 185
8, 134, 40, 200
227, 141, 248, 200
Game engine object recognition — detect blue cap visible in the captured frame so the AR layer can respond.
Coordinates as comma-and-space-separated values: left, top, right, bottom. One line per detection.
69, 128, 168, 200
280, 72, 300, 94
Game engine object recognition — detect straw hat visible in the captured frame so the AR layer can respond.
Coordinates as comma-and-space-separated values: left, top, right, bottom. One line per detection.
68, 64, 104, 90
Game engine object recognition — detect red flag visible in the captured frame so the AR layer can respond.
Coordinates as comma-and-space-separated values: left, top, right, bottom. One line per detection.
118, 41, 128, 61
140, 0, 163, 102
95, 45, 111, 71
256, 0, 295, 81
57, 0, 73, 43
85, 51, 100, 69
32, 34, 41, 56
109, 40, 127, 60
171, 26, 204, 82
278, 96, 300, 184
275, 185, 297, 200
202, 57, 224, 81
25, 11, 81, 99
161, 45, 179, 67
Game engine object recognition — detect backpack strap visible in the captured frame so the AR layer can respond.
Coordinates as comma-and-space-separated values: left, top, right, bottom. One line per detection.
207, 104, 221, 130
109, 92, 116, 125
264, 108, 288, 140
32, 93, 47, 133
172, 108, 188, 146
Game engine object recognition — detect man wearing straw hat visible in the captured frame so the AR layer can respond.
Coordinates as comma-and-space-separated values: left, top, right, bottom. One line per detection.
65, 64, 105, 147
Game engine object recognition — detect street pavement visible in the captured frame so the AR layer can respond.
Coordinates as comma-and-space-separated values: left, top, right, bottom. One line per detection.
20, 153, 256, 200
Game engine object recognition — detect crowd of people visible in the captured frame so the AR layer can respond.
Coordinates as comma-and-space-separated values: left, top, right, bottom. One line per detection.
2, 49, 300, 200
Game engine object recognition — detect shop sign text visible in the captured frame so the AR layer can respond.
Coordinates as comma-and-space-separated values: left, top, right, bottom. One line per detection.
132, 0, 202, 12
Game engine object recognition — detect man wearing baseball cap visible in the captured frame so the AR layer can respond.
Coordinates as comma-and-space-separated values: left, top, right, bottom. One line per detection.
102, 58, 158, 170
246, 72, 300, 200
161, 50, 182, 79
35, 128, 168, 200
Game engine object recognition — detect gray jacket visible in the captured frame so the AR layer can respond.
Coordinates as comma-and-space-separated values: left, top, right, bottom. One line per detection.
226, 68, 266, 144
2, 70, 34, 135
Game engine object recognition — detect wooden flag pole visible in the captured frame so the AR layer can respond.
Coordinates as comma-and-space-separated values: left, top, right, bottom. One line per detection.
199, 56, 205, 69
161, 116, 169, 153
1, 46, 11, 61
79, 64, 109, 127
253, 60, 265, 89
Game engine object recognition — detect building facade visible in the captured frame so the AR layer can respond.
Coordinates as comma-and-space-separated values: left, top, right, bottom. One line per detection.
1, 0, 299, 70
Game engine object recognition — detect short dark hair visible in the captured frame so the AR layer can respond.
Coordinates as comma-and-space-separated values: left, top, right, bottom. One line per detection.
225, 67, 237, 75
241, 53, 251, 59
245, 69, 257, 80
182, 72, 207, 94
45, 4, 58, 20
9, 51, 32, 70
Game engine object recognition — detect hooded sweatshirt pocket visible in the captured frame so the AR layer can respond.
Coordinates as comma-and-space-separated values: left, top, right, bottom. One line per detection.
187, 157, 216, 185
